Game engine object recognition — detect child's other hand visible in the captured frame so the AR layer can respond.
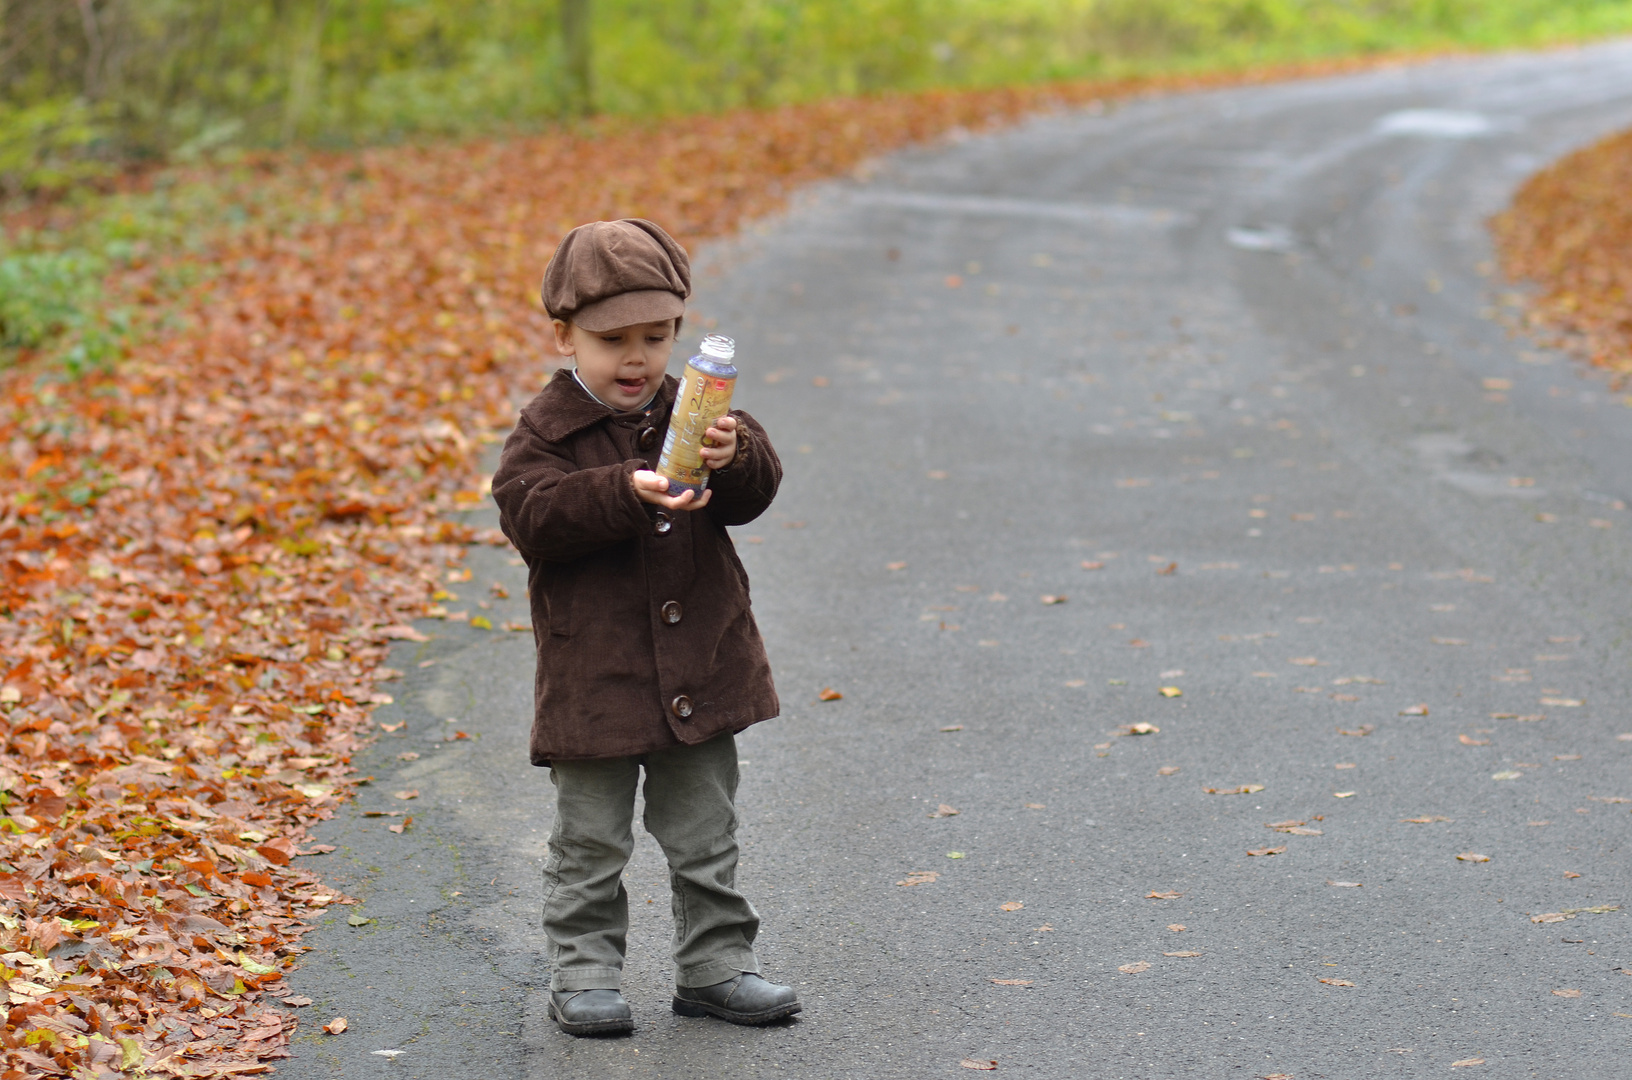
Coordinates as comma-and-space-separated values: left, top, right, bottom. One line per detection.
632, 470, 712, 511
699, 414, 738, 470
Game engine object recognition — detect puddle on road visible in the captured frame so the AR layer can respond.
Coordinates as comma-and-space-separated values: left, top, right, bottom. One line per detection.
1226, 224, 1298, 253
1374, 109, 1496, 138
1411, 433, 1545, 498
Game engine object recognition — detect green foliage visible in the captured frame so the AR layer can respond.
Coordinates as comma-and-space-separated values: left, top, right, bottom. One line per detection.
0, 250, 102, 350
0, 97, 114, 196
5, 0, 1632, 174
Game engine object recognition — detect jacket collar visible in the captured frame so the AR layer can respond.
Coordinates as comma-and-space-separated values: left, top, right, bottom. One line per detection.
522, 367, 677, 443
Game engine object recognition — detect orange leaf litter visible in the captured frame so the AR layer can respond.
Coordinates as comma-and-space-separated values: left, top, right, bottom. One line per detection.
0, 53, 1460, 1076
1492, 125, 1632, 382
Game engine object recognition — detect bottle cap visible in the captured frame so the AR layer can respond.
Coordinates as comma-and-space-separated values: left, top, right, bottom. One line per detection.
699, 334, 736, 361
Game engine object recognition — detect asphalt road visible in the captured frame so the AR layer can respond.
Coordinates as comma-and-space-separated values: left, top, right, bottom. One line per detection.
280, 42, 1632, 1080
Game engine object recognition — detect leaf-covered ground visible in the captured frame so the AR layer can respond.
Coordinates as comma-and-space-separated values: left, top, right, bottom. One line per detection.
1492, 126, 1632, 382
0, 55, 1461, 1077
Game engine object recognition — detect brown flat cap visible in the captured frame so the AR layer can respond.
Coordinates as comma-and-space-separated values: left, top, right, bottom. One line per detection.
541, 218, 691, 331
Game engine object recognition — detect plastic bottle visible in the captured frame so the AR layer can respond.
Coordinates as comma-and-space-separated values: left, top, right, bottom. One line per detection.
656, 334, 738, 497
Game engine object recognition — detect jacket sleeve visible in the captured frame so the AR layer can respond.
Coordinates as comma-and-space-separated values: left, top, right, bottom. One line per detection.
492, 417, 650, 563
703, 410, 781, 527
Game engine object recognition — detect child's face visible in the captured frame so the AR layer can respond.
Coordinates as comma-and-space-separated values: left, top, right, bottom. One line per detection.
553, 318, 675, 410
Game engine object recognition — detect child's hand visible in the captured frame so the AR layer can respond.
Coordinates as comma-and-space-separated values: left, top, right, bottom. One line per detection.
700, 414, 738, 470
632, 470, 713, 511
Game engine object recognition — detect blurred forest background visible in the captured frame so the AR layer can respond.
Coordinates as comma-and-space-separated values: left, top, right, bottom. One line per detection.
7, 0, 1632, 190
3, 0, 1632, 369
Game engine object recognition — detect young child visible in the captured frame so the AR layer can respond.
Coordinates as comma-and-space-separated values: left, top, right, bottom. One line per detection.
491, 218, 798, 1036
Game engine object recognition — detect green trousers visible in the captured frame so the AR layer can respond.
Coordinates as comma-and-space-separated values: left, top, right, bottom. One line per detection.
543, 732, 761, 991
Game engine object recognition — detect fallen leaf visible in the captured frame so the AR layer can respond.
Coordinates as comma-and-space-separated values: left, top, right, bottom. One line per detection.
1080, 560, 1104, 570
896, 871, 939, 887
1399, 704, 1430, 716
818, 687, 843, 701
1123, 722, 1160, 735
346, 914, 373, 927
1459, 735, 1490, 746
1337, 725, 1375, 737
1318, 978, 1354, 987
1553, 988, 1582, 998
1332, 791, 1357, 798
1540, 697, 1583, 707
886, 561, 908, 571
1024, 803, 1045, 809
373, 1050, 406, 1058
323, 1017, 348, 1035
1401, 816, 1450, 824
1432, 637, 1468, 646
946, 851, 965, 859
1491, 770, 1522, 781
1564, 871, 1581, 879
1168, 924, 1186, 931
1039, 594, 1068, 605
929, 804, 960, 818
1159, 686, 1182, 698
379, 721, 407, 732
388, 816, 413, 833
1158, 766, 1181, 776
939, 724, 964, 732
1247, 846, 1287, 856
1289, 657, 1321, 666
959, 1060, 997, 1071
282, 996, 313, 1007
1063, 679, 1086, 687
397, 751, 420, 761
1164, 950, 1202, 957
394, 789, 419, 800
1147, 890, 1182, 900
1334, 763, 1356, 770
990, 978, 1032, 986
1118, 961, 1151, 974
1450, 1059, 1485, 1068
1265, 819, 1305, 830
1327, 881, 1363, 888
1457, 852, 1492, 862
999, 901, 1024, 912
1155, 561, 1177, 576
1204, 784, 1266, 795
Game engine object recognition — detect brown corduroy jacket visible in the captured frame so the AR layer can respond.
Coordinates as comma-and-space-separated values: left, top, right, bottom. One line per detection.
492, 368, 781, 763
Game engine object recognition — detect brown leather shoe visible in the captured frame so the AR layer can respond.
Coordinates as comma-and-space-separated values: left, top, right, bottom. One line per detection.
672, 972, 800, 1025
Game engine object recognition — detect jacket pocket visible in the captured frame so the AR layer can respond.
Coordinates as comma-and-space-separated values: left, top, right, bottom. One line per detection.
539, 570, 575, 637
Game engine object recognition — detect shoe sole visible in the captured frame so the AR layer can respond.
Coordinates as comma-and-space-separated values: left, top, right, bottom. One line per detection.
672, 996, 802, 1025
549, 998, 634, 1037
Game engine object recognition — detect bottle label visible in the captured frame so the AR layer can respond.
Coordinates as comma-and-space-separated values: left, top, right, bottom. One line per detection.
657, 363, 735, 492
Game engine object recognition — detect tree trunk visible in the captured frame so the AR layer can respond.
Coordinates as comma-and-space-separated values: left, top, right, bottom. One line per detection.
282, 0, 329, 144
561, 0, 594, 116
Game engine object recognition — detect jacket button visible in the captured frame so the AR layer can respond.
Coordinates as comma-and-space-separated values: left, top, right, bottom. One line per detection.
637, 425, 660, 451
661, 600, 682, 625
671, 695, 693, 719
654, 512, 672, 535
